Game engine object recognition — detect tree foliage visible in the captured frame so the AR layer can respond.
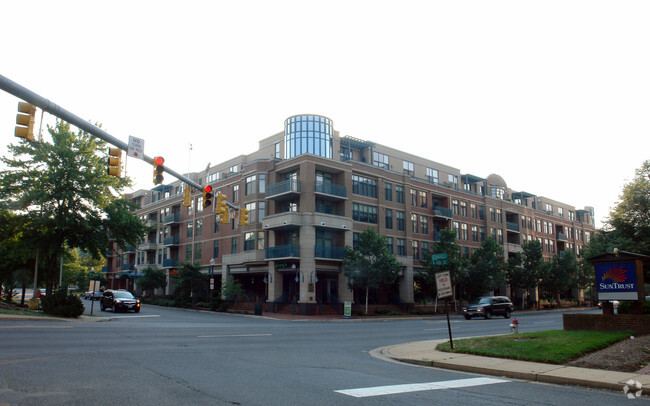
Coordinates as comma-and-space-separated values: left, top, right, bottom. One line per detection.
467, 238, 505, 299
343, 228, 401, 314
419, 228, 469, 300
0, 120, 148, 294
136, 266, 168, 297
174, 262, 207, 300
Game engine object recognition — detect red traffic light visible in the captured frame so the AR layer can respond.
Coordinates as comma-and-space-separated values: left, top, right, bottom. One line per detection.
204, 185, 212, 193
154, 156, 165, 166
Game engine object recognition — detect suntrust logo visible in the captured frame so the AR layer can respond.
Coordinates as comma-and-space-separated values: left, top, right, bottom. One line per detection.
595, 262, 637, 293
602, 266, 627, 283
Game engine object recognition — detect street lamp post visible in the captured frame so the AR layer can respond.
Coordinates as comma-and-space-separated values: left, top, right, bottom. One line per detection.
209, 258, 215, 298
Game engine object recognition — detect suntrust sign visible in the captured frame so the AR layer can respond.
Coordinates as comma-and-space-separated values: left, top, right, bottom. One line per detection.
595, 262, 639, 300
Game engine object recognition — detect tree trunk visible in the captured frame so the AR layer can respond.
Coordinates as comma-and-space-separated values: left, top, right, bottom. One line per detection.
365, 287, 369, 315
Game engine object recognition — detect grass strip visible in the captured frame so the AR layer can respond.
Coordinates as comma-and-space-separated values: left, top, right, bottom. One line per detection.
436, 330, 632, 364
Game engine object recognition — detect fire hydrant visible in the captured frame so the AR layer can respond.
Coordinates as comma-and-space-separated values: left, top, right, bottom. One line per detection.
509, 318, 519, 333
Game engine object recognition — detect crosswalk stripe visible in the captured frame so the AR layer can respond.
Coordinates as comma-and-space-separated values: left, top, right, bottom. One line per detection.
335, 377, 509, 398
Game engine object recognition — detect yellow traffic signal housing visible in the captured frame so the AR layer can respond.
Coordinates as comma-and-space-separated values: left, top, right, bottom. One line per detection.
203, 185, 213, 208
183, 185, 191, 207
216, 192, 229, 223
239, 207, 249, 226
107, 148, 122, 178
15, 102, 37, 141
153, 156, 165, 184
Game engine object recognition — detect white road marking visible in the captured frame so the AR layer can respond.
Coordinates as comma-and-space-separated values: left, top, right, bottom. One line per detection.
335, 377, 509, 398
109, 315, 161, 319
197, 333, 273, 338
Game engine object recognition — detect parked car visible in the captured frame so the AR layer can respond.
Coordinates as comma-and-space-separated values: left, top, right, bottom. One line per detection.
100, 290, 140, 313
462, 296, 514, 319
83, 291, 103, 301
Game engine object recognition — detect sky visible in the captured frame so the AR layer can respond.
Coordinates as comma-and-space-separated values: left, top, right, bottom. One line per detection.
1, 1, 649, 228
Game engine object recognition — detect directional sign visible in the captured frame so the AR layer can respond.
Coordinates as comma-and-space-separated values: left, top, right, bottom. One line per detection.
435, 271, 453, 299
127, 135, 145, 159
431, 253, 448, 266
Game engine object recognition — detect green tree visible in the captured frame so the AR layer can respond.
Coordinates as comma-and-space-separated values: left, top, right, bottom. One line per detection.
0, 120, 148, 295
467, 238, 505, 299
343, 228, 401, 314
221, 275, 244, 302
174, 262, 207, 302
539, 251, 577, 304
419, 228, 469, 301
136, 266, 168, 297
606, 160, 650, 256
0, 210, 39, 298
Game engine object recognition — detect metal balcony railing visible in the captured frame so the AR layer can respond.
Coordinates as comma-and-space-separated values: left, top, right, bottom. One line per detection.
314, 246, 344, 259
315, 182, 346, 198
432, 207, 453, 218
265, 244, 301, 259
266, 179, 300, 197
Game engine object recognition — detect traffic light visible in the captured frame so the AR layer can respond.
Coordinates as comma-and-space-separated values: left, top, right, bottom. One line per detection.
107, 148, 122, 178
203, 185, 213, 208
183, 185, 191, 207
15, 102, 37, 141
239, 206, 249, 226
216, 192, 229, 223
153, 156, 165, 184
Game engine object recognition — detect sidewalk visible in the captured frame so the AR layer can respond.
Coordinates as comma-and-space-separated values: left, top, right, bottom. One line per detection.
375, 339, 650, 396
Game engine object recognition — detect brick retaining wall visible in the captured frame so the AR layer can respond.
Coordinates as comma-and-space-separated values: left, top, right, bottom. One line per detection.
563, 313, 650, 336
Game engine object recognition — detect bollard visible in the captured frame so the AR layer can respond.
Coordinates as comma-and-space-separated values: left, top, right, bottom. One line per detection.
509, 318, 519, 333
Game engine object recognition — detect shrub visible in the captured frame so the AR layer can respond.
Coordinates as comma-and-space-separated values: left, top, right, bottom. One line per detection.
617, 300, 650, 314
41, 289, 84, 318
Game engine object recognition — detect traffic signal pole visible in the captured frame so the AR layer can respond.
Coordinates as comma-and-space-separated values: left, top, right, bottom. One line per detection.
0, 74, 202, 191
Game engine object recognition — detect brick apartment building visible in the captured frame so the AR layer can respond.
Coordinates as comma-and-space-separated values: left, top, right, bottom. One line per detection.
105, 114, 596, 315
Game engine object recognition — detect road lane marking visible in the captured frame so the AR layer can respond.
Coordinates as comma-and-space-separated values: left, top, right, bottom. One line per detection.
335, 377, 509, 398
197, 334, 272, 338
0, 326, 72, 329
108, 315, 161, 319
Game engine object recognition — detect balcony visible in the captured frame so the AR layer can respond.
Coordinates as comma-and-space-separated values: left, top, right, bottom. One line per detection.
314, 182, 347, 200
506, 222, 520, 232
164, 213, 180, 224
265, 244, 301, 259
122, 263, 134, 271
163, 236, 180, 246
431, 207, 453, 219
138, 241, 157, 251
162, 258, 178, 268
556, 232, 568, 241
314, 246, 344, 259
266, 179, 300, 200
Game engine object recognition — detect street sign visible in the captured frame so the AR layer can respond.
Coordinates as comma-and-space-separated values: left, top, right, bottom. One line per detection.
431, 253, 448, 266
435, 271, 453, 299
127, 135, 145, 159
344, 301, 352, 318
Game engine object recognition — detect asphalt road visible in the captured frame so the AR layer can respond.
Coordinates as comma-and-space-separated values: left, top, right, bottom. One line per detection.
0, 303, 635, 405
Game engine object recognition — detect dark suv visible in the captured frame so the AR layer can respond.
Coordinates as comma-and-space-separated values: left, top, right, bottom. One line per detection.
100, 290, 141, 313
462, 296, 513, 320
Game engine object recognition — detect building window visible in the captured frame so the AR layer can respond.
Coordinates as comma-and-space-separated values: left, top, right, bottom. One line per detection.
214, 216, 220, 233
245, 175, 257, 195
412, 240, 419, 259
396, 211, 405, 231
558, 207, 564, 217
245, 202, 256, 224
453, 221, 460, 239
385, 182, 392, 201
453, 200, 459, 215
410, 189, 417, 206
470, 203, 477, 219
186, 221, 193, 238
196, 219, 202, 237
372, 151, 390, 169
352, 175, 377, 198
426, 167, 438, 184
258, 174, 266, 195
480, 227, 486, 242
185, 245, 192, 261
460, 201, 467, 217
411, 213, 418, 233
284, 114, 333, 159
275, 142, 281, 158
233, 185, 239, 204
352, 203, 378, 224
472, 225, 478, 242
420, 215, 428, 235
496, 209, 502, 223
257, 231, 265, 250
244, 232, 255, 251
479, 205, 485, 220
421, 241, 429, 257
194, 243, 202, 261
497, 229, 503, 244
353, 232, 360, 250
213, 240, 219, 258
397, 238, 406, 256
403, 160, 414, 175
396, 185, 404, 204
385, 208, 393, 229
448, 174, 458, 186
231, 236, 238, 254
386, 237, 393, 254
419, 191, 427, 208
258, 201, 265, 221
461, 223, 468, 240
